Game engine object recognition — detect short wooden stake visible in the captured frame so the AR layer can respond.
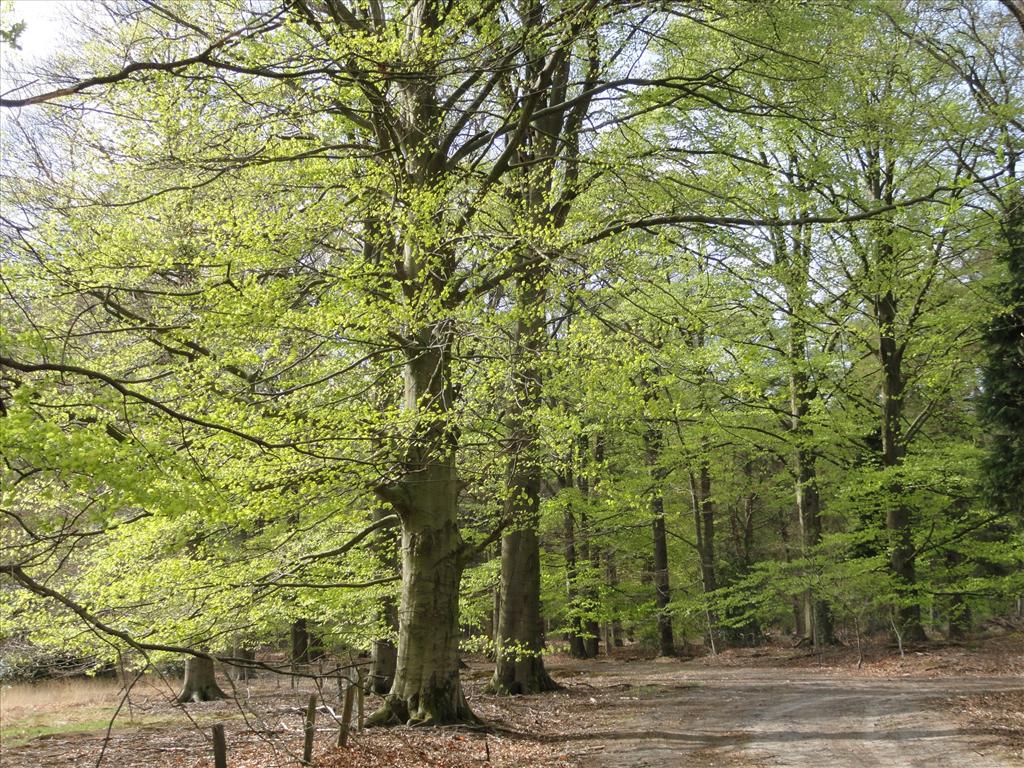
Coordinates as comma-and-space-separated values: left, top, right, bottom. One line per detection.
212, 723, 227, 768
337, 680, 355, 747
357, 667, 366, 732
302, 693, 317, 764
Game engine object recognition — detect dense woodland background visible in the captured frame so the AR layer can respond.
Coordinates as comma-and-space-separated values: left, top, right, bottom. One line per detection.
0, 0, 1022, 727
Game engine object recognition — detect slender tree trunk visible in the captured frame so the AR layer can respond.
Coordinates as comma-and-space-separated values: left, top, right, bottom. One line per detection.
563, 498, 587, 658
226, 647, 256, 682
604, 550, 623, 649
878, 287, 926, 642
371, 622, 398, 695
696, 459, 717, 595
291, 619, 310, 666
774, 217, 837, 647
690, 454, 718, 647
867, 154, 926, 643
645, 426, 674, 656
794, 433, 836, 646
652, 509, 674, 656
577, 435, 600, 658
577, 508, 600, 659
945, 548, 972, 640
774, 507, 804, 637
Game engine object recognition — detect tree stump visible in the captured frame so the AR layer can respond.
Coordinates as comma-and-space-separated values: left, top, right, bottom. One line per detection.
176, 656, 228, 703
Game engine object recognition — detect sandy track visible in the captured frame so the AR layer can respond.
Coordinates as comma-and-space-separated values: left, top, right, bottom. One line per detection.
548, 663, 1023, 767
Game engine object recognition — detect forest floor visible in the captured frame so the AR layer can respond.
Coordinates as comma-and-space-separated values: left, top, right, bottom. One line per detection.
1, 632, 1021, 768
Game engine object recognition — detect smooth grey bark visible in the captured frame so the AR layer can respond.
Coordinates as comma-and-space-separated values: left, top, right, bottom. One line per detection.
366, 0, 476, 725
371, 612, 399, 695
176, 656, 227, 703
369, 329, 475, 725
370, 504, 400, 694
491, 526, 558, 693
491, 251, 557, 693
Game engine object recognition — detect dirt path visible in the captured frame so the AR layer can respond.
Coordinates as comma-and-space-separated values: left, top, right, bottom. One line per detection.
2, 653, 1020, 767
540, 661, 1023, 767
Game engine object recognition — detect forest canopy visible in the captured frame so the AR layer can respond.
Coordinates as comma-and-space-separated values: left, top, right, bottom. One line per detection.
0, 0, 1021, 727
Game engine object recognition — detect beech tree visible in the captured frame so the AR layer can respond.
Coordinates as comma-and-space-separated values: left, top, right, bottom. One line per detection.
1, 0, 1021, 732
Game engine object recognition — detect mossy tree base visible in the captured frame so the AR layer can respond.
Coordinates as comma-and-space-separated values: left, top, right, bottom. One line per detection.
367, 688, 480, 727
486, 663, 560, 696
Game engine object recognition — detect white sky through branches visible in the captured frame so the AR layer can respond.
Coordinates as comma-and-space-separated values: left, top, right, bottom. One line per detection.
1, 0, 86, 89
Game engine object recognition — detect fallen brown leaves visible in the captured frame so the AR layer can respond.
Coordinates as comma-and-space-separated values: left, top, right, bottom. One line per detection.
691, 631, 1024, 679
3, 635, 1022, 768
316, 731, 577, 768
951, 689, 1024, 763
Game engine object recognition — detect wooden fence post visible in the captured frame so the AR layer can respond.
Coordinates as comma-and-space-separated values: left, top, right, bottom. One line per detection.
212, 723, 227, 768
337, 680, 356, 747
303, 693, 317, 765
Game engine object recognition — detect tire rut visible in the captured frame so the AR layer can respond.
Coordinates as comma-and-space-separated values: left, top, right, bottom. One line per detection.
575, 670, 1022, 768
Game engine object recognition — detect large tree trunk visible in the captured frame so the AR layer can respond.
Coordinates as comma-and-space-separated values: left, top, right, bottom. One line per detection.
176, 656, 227, 703
368, 0, 477, 721
381, 501, 473, 724
491, 526, 558, 693
491, 253, 557, 694
369, 330, 475, 725
370, 504, 400, 694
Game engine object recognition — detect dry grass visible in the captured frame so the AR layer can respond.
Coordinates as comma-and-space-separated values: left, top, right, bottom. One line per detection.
1, 677, 126, 714
0, 675, 184, 750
